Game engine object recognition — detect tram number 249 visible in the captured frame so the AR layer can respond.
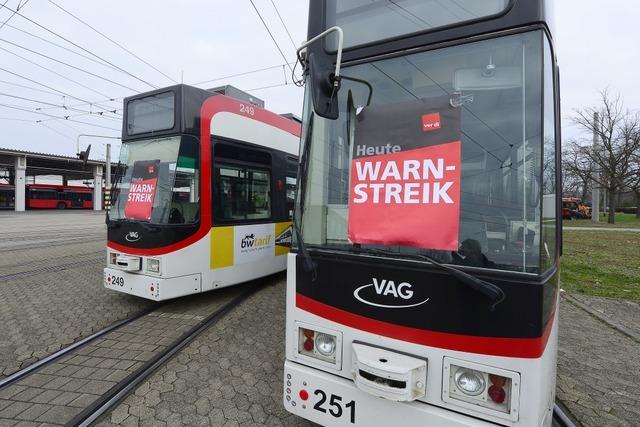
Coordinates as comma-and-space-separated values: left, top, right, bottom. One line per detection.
106, 273, 124, 287
313, 390, 356, 424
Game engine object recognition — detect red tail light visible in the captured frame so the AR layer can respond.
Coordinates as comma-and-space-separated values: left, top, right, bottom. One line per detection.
488, 385, 506, 403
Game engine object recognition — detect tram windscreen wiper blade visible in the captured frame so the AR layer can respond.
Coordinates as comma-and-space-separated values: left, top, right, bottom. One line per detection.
293, 113, 318, 281
355, 248, 505, 311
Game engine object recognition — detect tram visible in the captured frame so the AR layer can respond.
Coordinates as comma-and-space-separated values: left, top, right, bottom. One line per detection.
284, 1, 560, 426
105, 84, 300, 300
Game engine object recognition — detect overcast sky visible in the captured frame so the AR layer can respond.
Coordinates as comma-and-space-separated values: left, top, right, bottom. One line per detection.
0, 0, 638, 162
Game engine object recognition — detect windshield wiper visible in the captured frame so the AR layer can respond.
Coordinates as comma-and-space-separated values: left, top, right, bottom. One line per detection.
353, 248, 505, 311
293, 221, 317, 281
293, 113, 317, 281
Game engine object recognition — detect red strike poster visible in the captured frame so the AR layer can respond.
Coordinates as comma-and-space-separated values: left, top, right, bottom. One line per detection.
124, 160, 160, 221
348, 96, 462, 251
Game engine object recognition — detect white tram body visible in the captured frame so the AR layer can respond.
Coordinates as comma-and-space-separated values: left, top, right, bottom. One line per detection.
285, 1, 561, 426
105, 85, 299, 300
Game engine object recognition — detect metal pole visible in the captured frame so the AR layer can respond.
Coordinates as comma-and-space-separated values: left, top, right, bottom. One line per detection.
104, 143, 111, 211
591, 112, 600, 223
105, 144, 111, 188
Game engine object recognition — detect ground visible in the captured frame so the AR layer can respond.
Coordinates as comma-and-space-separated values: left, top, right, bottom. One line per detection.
563, 212, 640, 229
560, 229, 640, 299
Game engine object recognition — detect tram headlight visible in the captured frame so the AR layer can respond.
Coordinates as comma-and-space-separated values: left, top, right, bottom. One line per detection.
109, 252, 117, 265
315, 333, 336, 357
297, 324, 341, 365
444, 359, 519, 420
454, 369, 486, 396
146, 258, 160, 274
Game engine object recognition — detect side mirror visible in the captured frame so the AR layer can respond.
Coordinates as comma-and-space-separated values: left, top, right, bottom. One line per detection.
308, 52, 340, 120
78, 144, 91, 166
297, 26, 344, 121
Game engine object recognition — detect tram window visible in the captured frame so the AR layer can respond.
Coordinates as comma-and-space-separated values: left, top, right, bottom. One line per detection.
300, 31, 549, 274
127, 92, 175, 135
286, 176, 297, 219
168, 139, 200, 224
110, 136, 200, 224
30, 189, 57, 200
541, 37, 557, 271
326, 0, 510, 49
214, 164, 271, 222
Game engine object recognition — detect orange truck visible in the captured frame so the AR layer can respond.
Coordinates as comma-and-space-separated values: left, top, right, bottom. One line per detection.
562, 197, 592, 220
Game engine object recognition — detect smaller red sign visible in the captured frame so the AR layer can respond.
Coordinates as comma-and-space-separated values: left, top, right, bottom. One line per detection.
422, 112, 441, 132
124, 160, 160, 221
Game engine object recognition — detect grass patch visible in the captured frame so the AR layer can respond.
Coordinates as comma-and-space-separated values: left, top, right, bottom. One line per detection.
562, 212, 640, 229
561, 230, 640, 300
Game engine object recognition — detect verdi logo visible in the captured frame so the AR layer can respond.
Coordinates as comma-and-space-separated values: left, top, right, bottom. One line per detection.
240, 233, 272, 250
353, 278, 430, 309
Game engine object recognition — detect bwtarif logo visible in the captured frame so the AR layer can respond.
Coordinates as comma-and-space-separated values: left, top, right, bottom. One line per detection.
240, 233, 271, 250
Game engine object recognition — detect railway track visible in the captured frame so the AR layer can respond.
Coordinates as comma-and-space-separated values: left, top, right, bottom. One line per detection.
0, 281, 262, 426
553, 400, 581, 427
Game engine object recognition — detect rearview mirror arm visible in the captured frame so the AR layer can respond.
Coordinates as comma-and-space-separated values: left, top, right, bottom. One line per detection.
297, 26, 344, 89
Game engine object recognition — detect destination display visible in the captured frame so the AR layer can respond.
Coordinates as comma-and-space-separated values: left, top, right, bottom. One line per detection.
348, 96, 461, 251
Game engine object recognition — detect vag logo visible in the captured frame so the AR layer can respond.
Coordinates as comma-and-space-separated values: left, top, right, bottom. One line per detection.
353, 278, 430, 309
125, 231, 140, 242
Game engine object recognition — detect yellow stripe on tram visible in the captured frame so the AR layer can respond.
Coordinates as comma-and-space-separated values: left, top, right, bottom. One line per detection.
211, 226, 234, 269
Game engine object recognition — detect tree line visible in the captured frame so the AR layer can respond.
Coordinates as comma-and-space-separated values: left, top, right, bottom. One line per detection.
563, 90, 640, 223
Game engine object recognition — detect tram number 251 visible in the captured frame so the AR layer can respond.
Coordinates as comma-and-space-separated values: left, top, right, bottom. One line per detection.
313, 390, 356, 424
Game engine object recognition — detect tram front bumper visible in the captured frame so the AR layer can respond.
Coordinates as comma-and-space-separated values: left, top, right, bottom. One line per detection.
104, 267, 201, 301
283, 360, 496, 427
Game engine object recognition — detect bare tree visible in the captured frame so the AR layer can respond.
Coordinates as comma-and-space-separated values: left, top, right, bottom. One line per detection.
571, 91, 640, 224
627, 148, 640, 218
562, 143, 592, 201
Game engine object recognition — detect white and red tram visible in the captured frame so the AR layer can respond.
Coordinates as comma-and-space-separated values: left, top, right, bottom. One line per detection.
105, 85, 300, 301
285, 1, 561, 426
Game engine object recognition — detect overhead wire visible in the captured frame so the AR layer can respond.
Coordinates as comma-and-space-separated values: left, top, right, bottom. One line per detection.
0, 77, 61, 96
0, 0, 29, 31
268, 0, 297, 51
3, 22, 127, 75
0, 38, 143, 93
0, 44, 116, 99
191, 63, 290, 87
0, 65, 121, 114
39, 121, 75, 141
0, 2, 159, 89
46, 0, 177, 85
249, 0, 294, 73
0, 91, 119, 118
0, 102, 120, 130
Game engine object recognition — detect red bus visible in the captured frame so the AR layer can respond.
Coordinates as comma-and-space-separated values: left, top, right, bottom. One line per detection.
0, 183, 15, 209
26, 184, 93, 209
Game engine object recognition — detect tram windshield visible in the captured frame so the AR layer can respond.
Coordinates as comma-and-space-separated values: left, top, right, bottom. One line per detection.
110, 135, 200, 224
297, 30, 557, 274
